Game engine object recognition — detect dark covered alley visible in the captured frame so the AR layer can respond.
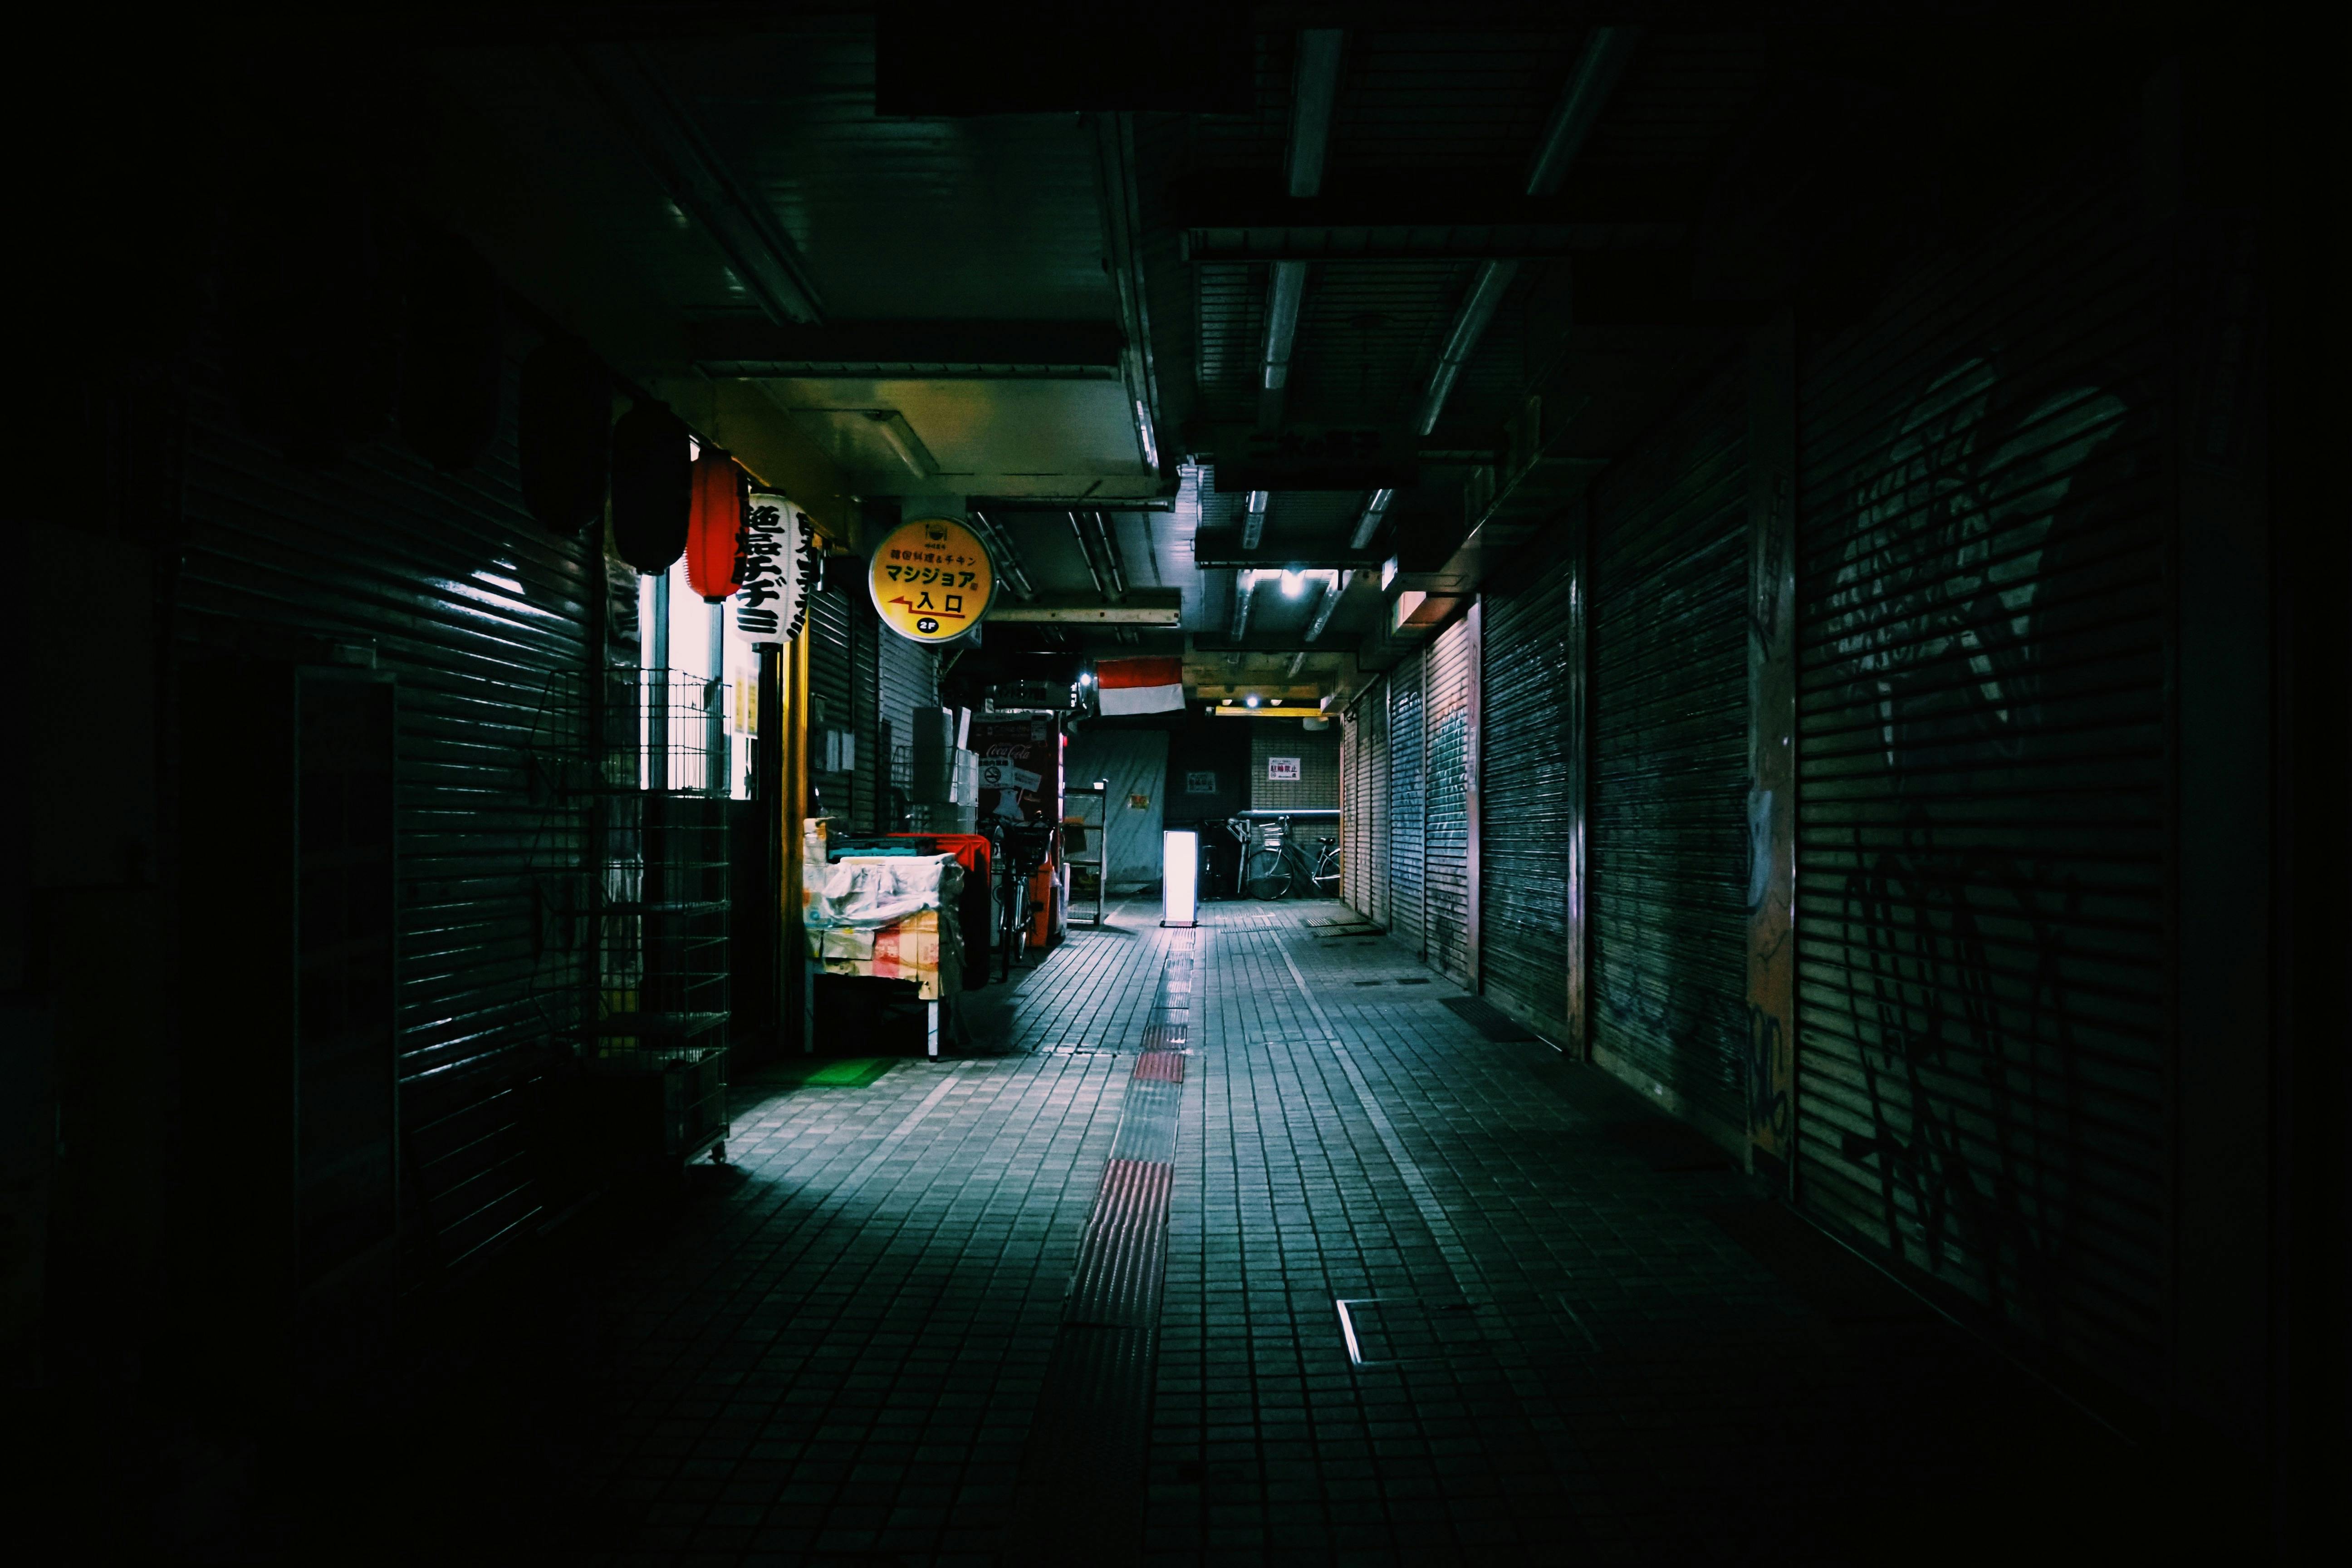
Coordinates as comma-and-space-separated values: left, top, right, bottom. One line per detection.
3, 5, 2344, 1564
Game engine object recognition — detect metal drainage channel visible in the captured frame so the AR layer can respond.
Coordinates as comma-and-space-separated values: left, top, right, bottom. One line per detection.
1002, 938, 1194, 1565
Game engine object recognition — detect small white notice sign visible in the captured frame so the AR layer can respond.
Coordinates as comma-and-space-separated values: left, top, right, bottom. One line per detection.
1267, 756, 1301, 782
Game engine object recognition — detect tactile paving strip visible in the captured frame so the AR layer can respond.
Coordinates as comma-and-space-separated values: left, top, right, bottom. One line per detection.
1004, 939, 1195, 1566
1131, 1049, 1186, 1082
1064, 1157, 1176, 1328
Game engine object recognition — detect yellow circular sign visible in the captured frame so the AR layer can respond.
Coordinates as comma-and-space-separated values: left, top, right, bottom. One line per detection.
868, 516, 995, 643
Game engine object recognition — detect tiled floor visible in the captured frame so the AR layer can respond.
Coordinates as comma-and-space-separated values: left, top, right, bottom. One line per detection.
214, 897, 2205, 1564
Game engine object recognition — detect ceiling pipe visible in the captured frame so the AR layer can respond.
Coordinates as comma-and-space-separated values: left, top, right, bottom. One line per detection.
569, 43, 824, 327
1348, 488, 1394, 550
1258, 261, 1308, 426
1285, 30, 1345, 198
1303, 569, 1351, 642
1067, 510, 1114, 601
1241, 490, 1269, 549
1258, 28, 1345, 432
1412, 25, 1642, 437
1231, 569, 1257, 641
1286, 649, 1309, 678
1091, 510, 1130, 601
968, 508, 1038, 599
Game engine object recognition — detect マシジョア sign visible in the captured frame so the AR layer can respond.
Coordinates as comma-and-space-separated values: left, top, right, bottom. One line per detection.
868, 516, 995, 643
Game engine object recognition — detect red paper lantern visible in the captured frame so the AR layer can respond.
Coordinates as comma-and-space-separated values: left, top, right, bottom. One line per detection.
684, 447, 748, 601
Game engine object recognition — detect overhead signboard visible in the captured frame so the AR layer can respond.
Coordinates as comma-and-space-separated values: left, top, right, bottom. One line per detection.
868, 516, 995, 643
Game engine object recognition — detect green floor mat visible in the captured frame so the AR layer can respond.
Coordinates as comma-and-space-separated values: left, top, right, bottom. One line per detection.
801, 1057, 897, 1087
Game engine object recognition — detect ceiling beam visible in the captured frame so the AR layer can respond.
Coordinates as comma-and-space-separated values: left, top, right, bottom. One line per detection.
986, 590, 1180, 626
1412, 26, 1643, 436
691, 319, 1125, 379
1191, 531, 1379, 571
1177, 172, 1700, 229
568, 42, 825, 327
1183, 224, 1681, 263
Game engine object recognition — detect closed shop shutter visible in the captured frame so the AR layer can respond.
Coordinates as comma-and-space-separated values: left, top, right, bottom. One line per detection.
877, 624, 939, 816
1366, 686, 1389, 931
807, 583, 855, 822
1424, 612, 1478, 984
180, 338, 593, 1272
1480, 552, 1578, 1034
1387, 652, 1427, 956
1589, 363, 1750, 1140
1340, 708, 1361, 911
850, 597, 880, 832
1792, 145, 2170, 1398
1347, 682, 1390, 927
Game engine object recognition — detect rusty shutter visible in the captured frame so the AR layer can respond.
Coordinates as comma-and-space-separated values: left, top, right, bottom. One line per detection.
1424, 611, 1479, 985
1793, 143, 2171, 1399
1480, 549, 1580, 1036
180, 335, 593, 1274
1386, 652, 1427, 957
1589, 362, 1750, 1140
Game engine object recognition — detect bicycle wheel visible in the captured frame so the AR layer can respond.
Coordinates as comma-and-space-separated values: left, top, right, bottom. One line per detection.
1243, 847, 1291, 899
1312, 849, 1341, 897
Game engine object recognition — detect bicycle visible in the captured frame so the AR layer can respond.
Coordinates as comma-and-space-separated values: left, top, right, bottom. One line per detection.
984, 819, 1059, 982
1239, 819, 1343, 900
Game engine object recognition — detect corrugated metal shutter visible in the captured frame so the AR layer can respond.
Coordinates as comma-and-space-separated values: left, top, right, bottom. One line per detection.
1793, 145, 2170, 1398
1345, 710, 1364, 907
1347, 682, 1390, 927
877, 625, 938, 813
1480, 553, 1578, 1034
1387, 652, 1426, 956
1589, 363, 1750, 1139
1366, 685, 1389, 931
180, 336, 592, 1273
850, 595, 880, 832
807, 583, 854, 822
1425, 613, 1477, 984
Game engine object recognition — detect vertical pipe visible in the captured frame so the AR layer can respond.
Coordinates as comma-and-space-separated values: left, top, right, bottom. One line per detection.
785, 628, 813, 1053
755, 642, 784, 1053
645, 568, 671, 977
648, 567, 671, 793
706, 599, 727, 795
